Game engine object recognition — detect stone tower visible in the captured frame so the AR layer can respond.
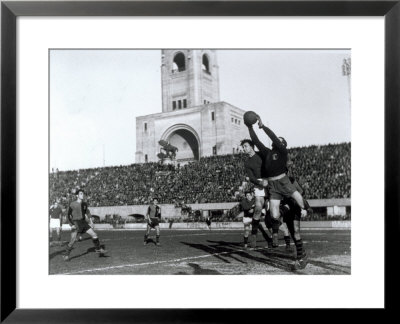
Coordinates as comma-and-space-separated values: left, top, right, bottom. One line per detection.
135, 49, 248, 164
161, 49, 220, 112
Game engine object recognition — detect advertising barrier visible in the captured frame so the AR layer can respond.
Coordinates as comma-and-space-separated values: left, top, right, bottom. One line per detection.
61, 221, 351, 231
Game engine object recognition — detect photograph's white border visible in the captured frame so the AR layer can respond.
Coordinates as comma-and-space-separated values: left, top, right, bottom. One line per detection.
17, 17, 384, 308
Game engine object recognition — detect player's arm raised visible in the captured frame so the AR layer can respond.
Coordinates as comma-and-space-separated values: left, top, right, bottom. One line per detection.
259, 122, 287, 152
247, 123, 269, 154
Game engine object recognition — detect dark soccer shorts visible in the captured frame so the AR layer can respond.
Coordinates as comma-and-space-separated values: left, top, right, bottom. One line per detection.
149, 217, 160, 228
73, 219, 92, 234
281, 204, 301, 223
268, 175, 297, 200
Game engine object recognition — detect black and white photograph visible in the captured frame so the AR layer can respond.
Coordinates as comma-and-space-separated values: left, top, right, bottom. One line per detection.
2, 0, 396, 317
49, 49, 351, 275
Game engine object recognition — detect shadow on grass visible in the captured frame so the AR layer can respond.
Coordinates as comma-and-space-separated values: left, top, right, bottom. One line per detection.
67, 245, 110, 261
174, 263, 221, 275
307, 259, 351, 274
180, 240, 294, 273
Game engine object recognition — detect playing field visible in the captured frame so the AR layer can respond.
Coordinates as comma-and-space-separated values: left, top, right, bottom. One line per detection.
49, 228, 351, 275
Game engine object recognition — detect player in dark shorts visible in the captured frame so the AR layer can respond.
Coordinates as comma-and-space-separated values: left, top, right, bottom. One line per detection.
144, 197, 162, 246
62, 189, 107, 261
264, 177, 311, 269
246, 115, 308, 248
281, 176, 311, 269
240, 139, 272, 248
239, 191, 273, 249
49, 200, 63, 242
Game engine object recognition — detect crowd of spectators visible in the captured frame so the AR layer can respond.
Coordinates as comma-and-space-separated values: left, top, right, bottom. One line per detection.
50, 142, 351, 207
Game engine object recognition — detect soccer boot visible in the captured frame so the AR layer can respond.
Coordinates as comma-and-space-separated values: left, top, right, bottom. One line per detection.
62, 252, 70, 261
95, 247, 107, 254
156, 242, 161, 246
293, 253, 309, 270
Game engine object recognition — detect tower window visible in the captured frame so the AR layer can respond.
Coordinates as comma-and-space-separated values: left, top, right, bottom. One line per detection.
178, 100, 182, 109
202, 54, 210, 73
183, 99, 187, 108
231, 117, 234, 123
211, 111, 215, 121
144, 123, 147, 131
172, 101, 177, 110
172, 52, 186, 72
213, 146, 217, 155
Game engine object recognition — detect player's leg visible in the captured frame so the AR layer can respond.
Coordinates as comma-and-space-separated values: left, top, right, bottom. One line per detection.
63, 228, 78, 261
290, 191, 307, 217
269, 199, 282, 247
144, 224, 151, 245
86, 228, 107, 254
155, 225, 161, 246
257, 222, 273, 247
49, 224, 53, 242
279, 222, 293, 251
264, 211, 274, 248
250, 195, 264, 248
243, 217, 251, 248
56, 226, 62, 241
292, 219, 308, 266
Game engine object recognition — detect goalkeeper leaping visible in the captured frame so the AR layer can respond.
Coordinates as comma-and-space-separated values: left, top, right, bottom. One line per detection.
245, 115, 308, 249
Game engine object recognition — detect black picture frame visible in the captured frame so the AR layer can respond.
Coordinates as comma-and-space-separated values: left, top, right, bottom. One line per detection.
1, 0, 399, 322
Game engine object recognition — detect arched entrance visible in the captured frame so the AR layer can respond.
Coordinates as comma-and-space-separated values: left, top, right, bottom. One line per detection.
161, 124, 200, 161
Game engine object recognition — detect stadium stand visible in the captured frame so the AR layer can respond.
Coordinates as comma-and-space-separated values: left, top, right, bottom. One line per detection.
50, 142, 350, 208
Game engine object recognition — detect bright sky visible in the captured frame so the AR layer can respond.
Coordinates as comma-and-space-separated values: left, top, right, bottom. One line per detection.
50, 49, 350, 171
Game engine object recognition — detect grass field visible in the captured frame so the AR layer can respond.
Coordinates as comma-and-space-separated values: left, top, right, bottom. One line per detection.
49, 228, 351, 275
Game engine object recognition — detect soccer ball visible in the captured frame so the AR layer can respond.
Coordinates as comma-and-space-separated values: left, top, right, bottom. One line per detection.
243, 111, 259, 126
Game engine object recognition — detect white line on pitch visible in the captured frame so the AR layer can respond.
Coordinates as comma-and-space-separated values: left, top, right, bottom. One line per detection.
58, 245, 288, 275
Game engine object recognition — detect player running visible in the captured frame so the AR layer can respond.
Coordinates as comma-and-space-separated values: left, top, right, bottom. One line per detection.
49, 200, 63, 243
62, 189, 107, 261
144, 197, 162, 246
246, 115, 308, 247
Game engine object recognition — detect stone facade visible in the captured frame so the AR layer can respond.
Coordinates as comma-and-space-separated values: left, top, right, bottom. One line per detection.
135, 102, 248, 163
135, 49, 248, 163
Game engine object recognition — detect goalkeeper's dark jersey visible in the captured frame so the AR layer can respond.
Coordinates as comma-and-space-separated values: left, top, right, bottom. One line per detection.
248, 126, 288, 177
